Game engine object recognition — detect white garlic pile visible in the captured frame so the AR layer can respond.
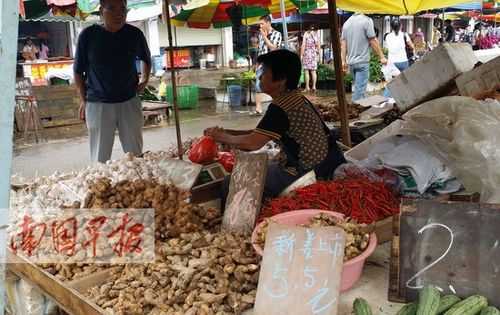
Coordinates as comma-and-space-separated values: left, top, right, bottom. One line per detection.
10, 151, 185, 211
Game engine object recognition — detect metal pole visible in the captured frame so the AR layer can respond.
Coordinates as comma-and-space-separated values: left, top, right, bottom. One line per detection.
0, 0, 20, 313
279, 0, 289, 49
163, 0, 184, 159
326, 0, 351, 147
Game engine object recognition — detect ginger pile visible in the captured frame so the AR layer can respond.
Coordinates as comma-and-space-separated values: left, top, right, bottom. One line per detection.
84, 178, 220, 240
40, 263, 114, 282
86, 231, 260, 315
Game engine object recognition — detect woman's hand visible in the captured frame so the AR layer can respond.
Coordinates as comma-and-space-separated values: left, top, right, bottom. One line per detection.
204, 127, 225, 141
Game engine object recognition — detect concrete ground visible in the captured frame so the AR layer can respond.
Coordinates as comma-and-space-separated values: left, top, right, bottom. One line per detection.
12, 101, 262, 179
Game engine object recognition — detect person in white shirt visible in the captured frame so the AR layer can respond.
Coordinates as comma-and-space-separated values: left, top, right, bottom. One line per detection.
384, 19, 414, 73
22, 38, 39, 61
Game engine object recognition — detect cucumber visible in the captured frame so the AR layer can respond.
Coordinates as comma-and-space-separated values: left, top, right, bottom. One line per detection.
397, 302, 417, 315
353, 298, 373, 315
438, 295, 461, 314
417, 285, 441, 315
480, 306, 500, 315
444, 295, 488, 315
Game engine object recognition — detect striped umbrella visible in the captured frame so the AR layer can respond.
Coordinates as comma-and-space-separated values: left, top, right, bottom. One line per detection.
172, 0, 322, 28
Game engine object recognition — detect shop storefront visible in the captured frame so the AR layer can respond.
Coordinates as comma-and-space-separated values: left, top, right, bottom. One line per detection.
18, 20, 75, 86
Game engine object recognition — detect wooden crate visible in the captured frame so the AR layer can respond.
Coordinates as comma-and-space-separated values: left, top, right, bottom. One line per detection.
6, 251, 105, 315
32, 85, 82, 128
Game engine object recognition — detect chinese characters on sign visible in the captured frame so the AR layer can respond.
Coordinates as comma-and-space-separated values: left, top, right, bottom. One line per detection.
8, 209, 155, 264
255, 224, 346, 315
223, 152, 268, 235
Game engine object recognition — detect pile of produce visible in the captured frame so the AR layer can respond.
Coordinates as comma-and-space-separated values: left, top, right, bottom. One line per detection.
260, 179, 400, 224
305, 95, 367, 122
353, 286, 498, 315
86, 231, 260, 315
10, 147, 197, 210
84, 178, 220, 240
255, 213, 372, 261
39, 263, 114, 282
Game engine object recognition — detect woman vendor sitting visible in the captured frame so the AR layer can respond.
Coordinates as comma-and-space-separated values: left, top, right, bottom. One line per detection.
204, 49, 345, 201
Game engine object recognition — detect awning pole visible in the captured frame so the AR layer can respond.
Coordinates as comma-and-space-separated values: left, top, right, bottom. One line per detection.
279, 0, 289, 49
163, 0, 184, 159
0, 0, 20, 313
326, 2, 351, 147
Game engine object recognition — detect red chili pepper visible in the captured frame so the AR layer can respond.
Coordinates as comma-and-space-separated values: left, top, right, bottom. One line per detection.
258, 176, 401, 224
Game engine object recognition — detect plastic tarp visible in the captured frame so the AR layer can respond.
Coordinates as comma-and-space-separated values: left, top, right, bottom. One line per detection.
335, 0, 483, 14
397, 96, 500, 203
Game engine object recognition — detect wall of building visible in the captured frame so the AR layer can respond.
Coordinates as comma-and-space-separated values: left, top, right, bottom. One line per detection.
158, 24, 223, 47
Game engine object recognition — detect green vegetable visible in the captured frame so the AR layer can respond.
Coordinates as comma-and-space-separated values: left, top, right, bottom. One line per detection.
444, 295, 488, 315
397, 302, 417, 315
140, 86, 160, 101
480, 306, 500, 315
437, 295, 461, 314
317, 64, 336, 81
353, 298, 373, 315
344, 73, 354, 85
369, 51, 384, 83
416, 285, 441, 315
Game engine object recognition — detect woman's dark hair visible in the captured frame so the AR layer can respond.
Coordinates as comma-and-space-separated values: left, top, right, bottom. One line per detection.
391, 19, 401, 35
257, 49, 301, 91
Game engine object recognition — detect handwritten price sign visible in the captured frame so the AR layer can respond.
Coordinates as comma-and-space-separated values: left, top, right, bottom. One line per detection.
391, 199, 500, 307
255, 223, 346, 315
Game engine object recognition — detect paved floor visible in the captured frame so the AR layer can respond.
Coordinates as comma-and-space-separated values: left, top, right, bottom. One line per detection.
12, 102, 262, 179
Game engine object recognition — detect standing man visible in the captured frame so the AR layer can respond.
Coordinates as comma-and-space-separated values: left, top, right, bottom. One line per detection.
254, 15, 282, 115
341, 13, 387, 102
74, 0, 151, 163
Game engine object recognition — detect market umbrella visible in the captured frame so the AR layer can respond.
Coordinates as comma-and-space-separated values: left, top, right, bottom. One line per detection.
334, 0, 489, 15
172, 0, 321, 28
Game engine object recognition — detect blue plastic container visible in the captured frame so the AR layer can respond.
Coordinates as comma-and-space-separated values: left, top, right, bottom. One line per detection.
227, 85, 243, 107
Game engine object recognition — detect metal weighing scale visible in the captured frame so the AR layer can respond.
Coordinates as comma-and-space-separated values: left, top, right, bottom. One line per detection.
191, 162, 229, 203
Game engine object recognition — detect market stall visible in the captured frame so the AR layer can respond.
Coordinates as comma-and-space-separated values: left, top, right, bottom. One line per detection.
5, 1, 500, 315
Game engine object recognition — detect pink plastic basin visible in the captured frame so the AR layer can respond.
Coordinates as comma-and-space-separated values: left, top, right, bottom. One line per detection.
252, 209, 378, 292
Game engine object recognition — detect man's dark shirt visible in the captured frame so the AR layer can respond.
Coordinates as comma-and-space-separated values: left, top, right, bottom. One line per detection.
74, 24, 151, 103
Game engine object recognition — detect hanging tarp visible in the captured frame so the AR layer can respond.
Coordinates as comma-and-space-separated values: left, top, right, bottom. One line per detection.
77, 0, 99, 13
334, 0, 485, 14
22, 0, 50, 19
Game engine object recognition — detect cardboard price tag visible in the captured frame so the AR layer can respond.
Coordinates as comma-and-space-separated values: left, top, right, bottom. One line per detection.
255, 223, 346, 315
222, 152, 267, 235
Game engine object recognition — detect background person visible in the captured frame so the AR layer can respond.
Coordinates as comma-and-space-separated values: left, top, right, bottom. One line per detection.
385, 19, 414, 73
341, 13, 387, 102
74, 0, 151, 163
300, 25, 321, 92
38, 40, 50, 60
444, 20, 456, 42
22, 38, 38, 61
254, 15, 282, 116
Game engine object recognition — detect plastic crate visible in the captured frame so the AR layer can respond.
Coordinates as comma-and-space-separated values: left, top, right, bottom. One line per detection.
166, 85, 199, 109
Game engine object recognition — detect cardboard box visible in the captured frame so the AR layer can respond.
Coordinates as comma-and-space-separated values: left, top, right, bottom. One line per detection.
388, 43, 477, 112
455, 55, 500, 98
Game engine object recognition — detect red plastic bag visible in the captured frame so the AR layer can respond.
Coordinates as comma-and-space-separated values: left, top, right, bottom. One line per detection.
188, 136, 218, 164
217, 151, 235, 172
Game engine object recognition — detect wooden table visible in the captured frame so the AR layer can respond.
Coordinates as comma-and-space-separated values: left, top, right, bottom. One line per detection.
142, 101, 172, 125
